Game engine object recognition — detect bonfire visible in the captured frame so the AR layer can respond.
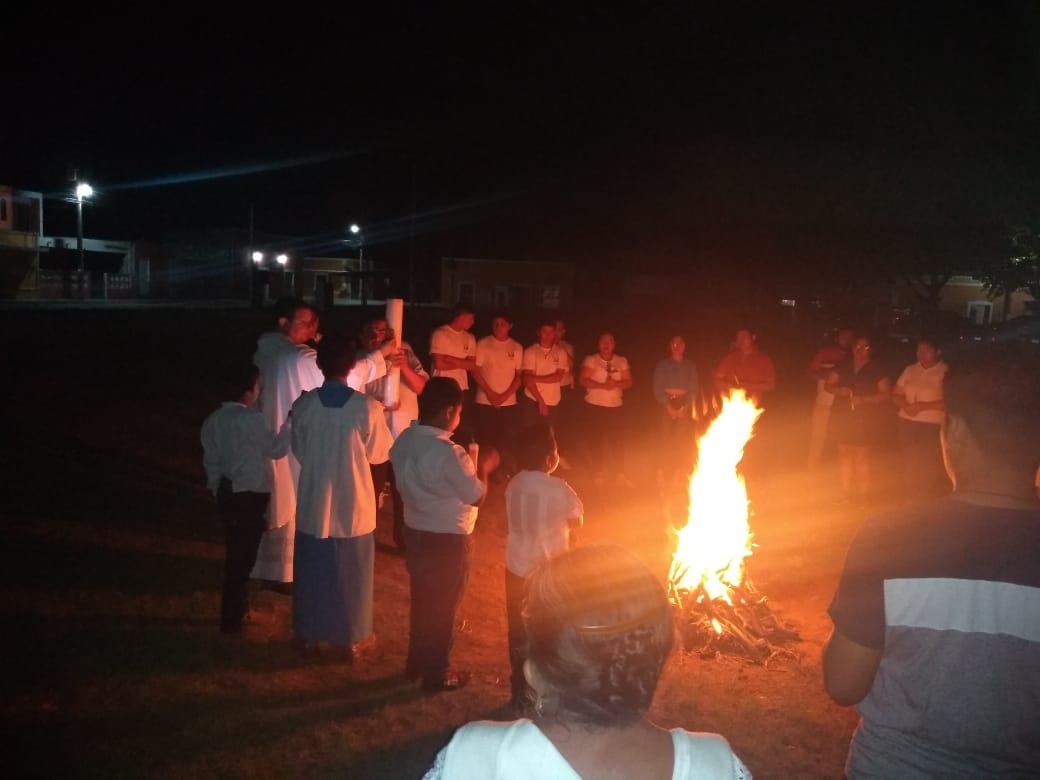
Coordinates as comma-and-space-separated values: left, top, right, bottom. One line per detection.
668, 390, 798, 664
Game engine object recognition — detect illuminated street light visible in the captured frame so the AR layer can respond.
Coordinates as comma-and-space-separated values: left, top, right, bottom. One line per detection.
349, 223, 360, 235
251, 251, 264, 264
275, 253, 289, 266
75, 181, 93, 276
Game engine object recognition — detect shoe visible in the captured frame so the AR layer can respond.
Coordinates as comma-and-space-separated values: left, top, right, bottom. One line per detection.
422, 668, 469, 692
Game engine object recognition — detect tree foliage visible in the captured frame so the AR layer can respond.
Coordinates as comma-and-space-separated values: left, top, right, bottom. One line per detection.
977, 222, 1040, 302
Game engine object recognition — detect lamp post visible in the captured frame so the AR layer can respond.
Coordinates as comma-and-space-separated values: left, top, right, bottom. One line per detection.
75, 182, 93, 293
349, 223, 366, 305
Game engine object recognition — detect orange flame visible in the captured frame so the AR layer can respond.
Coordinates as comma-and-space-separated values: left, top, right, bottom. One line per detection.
669, 390, 763, 602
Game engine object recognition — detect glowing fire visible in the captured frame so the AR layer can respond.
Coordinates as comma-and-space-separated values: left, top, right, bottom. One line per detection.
669, 390, 763, 604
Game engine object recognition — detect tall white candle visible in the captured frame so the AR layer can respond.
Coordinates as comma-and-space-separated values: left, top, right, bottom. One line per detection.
383, 298, 404, 408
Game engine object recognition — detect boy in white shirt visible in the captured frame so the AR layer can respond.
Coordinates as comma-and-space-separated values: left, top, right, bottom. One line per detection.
201, 364, 291, 633
503, 423, 583, 710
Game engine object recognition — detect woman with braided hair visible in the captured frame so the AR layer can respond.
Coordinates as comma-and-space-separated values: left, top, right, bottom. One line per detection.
423, 544, 751, 779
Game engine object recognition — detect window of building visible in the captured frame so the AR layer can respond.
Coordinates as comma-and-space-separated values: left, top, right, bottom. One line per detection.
458, 282, 474, 304
542, 284, 561, 309
0, 198, 7, 222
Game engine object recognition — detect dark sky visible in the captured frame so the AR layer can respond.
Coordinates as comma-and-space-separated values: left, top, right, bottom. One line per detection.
5, 4, 1040, 275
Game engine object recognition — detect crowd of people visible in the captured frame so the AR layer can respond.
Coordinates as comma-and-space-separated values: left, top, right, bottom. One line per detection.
198, 296, 1039, 778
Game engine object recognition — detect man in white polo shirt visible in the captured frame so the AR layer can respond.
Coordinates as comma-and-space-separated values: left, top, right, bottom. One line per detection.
391, 377, 500, 692
474, 311, 523, 475
429, 302, 478, 444
521, 316, 569, 432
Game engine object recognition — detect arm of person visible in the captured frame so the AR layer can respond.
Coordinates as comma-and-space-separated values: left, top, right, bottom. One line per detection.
823, 628, 883, 706
741, 357, 775, 394
400, 360, 428, 396
823, 369, 848, 396
891, 368, 910, 410
616, 365, 633, 391
255, 410, 292, 460
856, 376, 891, 405
652, 362, 668, 405
472, 368, 498, 401
431, 352, 476, 372
200, 418, 222, 495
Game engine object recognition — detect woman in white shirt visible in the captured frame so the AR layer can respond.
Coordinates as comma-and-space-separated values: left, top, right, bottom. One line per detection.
423, 544, 751, 780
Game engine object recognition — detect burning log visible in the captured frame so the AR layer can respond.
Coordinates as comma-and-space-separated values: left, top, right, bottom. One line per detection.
670, 575, 800, 665
667, 390, 800, 665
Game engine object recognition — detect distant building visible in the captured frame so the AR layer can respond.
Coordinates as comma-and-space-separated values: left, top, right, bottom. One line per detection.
892, 274, 1035, 323
0, 186, 43, 299
440, 257, 575, 309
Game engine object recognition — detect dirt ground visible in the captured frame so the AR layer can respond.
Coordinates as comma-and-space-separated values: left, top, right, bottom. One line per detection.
3, 305, 916, 779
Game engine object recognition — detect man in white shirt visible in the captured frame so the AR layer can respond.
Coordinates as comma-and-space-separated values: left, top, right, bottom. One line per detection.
390, 377, 500, 692
521, 317, 570, 432
250, 297, 324, 589
892, 337, 950, 500
429, 302, 479, 444
474, 311, 523, 474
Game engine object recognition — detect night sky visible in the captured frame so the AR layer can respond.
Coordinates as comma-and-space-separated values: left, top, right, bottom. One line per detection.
5, 4, 1040, 277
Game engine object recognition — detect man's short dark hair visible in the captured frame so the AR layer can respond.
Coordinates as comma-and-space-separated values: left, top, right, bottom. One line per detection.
274, 296, 317, 323
944, 343, 1040, 470
225, 363, 259, 400
516, 423, 557, 471
316, 331, 358, 380
419, 377, 463, 422
536, 315, 557, 331
491, 309, 513, 325
450, 301, 475, 320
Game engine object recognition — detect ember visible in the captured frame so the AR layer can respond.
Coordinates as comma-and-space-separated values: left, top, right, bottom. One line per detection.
668, 390, 799, 664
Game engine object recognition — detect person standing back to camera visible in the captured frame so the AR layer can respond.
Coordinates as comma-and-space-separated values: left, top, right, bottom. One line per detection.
391, 377, 501, 692
424, 544, 751, 779
200, 363, 292, 633
503, 423, 583, 712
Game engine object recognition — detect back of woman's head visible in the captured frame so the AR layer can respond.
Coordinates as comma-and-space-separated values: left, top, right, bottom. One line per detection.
525, 544, 674, 727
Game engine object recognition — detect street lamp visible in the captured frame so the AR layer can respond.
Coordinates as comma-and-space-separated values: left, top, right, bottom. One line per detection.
348, 223, 366, 303
251, 251, 264, 265
75, 182, 93, 276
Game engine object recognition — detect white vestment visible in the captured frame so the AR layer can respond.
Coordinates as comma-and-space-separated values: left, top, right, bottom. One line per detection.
250, 331, 323, 582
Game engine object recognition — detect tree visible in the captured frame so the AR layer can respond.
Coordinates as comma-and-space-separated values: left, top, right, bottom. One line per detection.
977, 223, 1040, 321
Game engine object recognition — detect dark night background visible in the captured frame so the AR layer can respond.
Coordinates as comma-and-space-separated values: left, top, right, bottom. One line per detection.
5, 3, 1040, 282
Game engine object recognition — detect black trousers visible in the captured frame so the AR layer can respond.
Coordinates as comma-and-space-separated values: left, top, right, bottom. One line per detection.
217, 480, 269, 632
475, 402, 520, 474
505, 568, 529, 702
404, 527, 474, 683
583, 403, 626, 475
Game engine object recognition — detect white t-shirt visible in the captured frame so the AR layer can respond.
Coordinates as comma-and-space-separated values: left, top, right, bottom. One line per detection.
475, 335, 523, 406
423, 719, 752, 780
522, 344, 569, 406
582, 354, 630, 408
430, 325, 476, 390
504, 470, 583, 577
895, 361, 948, 425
